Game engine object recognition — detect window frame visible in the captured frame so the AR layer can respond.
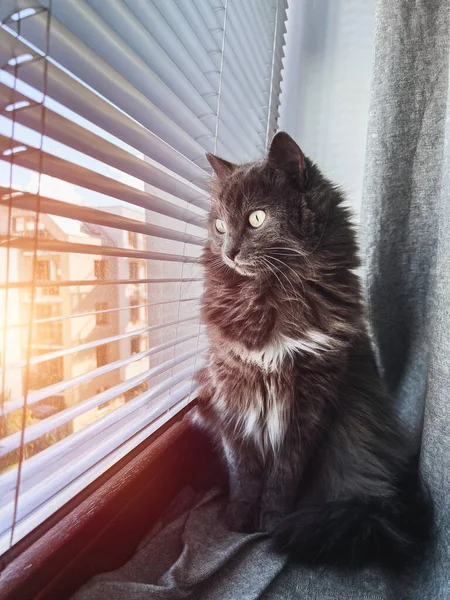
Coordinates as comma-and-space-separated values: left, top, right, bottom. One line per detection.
0, 414, 214, 600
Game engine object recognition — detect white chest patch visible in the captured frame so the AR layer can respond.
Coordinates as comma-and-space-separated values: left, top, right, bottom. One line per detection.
213, 377, 288, 457
231, 330, 336, 372
211, 330, 336, 458
240, 385, 286, 456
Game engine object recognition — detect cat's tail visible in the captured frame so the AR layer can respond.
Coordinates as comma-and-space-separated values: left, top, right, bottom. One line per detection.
272, 482, 432, 569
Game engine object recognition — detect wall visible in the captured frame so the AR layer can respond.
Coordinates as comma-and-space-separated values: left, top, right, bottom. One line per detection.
279, 0, 376, 222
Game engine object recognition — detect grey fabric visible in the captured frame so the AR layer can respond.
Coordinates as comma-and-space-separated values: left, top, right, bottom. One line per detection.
72, 487, 389, 600
360, 0, 450, 596
71, 488, 287, 600
72, 0, 450, 597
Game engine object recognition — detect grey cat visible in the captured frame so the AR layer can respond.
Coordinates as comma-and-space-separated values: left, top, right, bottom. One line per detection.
193, 132, 431, 569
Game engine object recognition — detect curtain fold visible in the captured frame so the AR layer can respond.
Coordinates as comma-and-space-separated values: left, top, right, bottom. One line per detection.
361, 0, 450, 596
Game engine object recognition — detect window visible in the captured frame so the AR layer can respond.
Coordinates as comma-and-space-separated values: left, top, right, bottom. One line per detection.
96, 345, 108, 367
94, 259, 107, 280
129, 299, 140, 324
128, 231, 138, 248
36, 260, 51, 281
12, 216, 24, 232
35, 260, 59, 293
0, 0, 286, 558
48, 286, 60, 296
95, 302, 109, 325
130, 336, 141, 355
129, 260, 138, 280
25, 216, 36, 231
13, 216, 46, 237
36, 305, 53, 320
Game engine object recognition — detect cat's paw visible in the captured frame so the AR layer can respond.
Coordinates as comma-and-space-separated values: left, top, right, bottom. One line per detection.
224, 500, 257, 533
258, 510, 284, 533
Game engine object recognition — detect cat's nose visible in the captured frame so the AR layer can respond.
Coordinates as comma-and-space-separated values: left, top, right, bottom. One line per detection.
226, 248, 239, 261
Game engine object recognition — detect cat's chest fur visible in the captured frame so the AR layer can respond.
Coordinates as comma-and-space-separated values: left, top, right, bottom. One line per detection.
208, 347, 295, 456
200, 274, 336, 454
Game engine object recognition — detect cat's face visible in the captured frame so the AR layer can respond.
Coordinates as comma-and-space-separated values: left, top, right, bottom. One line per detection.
206, 132, 329, 279
208, 165, 295, 276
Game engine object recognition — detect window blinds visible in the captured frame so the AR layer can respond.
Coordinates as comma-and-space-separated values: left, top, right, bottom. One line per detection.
0, 0, 287, 557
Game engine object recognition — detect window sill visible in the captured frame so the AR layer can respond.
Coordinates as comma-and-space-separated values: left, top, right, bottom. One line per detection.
0, 409, 215, 600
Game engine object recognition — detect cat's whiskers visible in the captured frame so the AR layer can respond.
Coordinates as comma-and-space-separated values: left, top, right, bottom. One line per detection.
266, 255, 308, 302
269, 246, 305, 257
267, 258, 303, 300
259, 257, 307, 305
261, 257, 304, 307
209, 257, 233, 280
270, 247, 318, 282
260, 257, 293, 303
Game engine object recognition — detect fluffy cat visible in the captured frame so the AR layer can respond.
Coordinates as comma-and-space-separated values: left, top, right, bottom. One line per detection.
193, 132, 431, 569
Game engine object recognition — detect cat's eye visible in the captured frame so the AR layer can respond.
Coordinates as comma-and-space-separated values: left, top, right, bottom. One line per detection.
215, 218, 226, 233
249, 210, 266, 228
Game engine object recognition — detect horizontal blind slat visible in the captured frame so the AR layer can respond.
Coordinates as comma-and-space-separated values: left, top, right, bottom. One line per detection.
210, 2, 267, 98
0, 344, 207, 457
0, 375, 202, 546
10, 3, 222, 159
1, 296, 200, 330
0, 83, 210, 210
0, 27, 211, 180
236, 1, 274, 78
0, 139, 207, 227
155, 0, 265, 134
45, 0, 250, 161
1, 236, 201, 262
0, 377, 198, 501
84, 0, 259, 154
0, 191, 206, 245
2, 315, 200, 370
119, 0, 263, 145
85, 0, 219, 120
1, 332, 201, 416
0, 276, 203, 290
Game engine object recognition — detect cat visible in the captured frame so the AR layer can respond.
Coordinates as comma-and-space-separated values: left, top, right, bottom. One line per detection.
192, 131, 432, 569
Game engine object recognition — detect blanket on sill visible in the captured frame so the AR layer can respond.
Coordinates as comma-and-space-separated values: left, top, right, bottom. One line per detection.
72, 0, 450, 596
71, 486, 395, 600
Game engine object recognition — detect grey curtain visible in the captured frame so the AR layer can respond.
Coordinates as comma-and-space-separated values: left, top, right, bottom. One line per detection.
361, 0, 450, 596
72, 0, 450, 598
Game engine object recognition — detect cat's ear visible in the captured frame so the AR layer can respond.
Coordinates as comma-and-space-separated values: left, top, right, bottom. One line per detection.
206, 153, 236, 181
267, 131, 307, 184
